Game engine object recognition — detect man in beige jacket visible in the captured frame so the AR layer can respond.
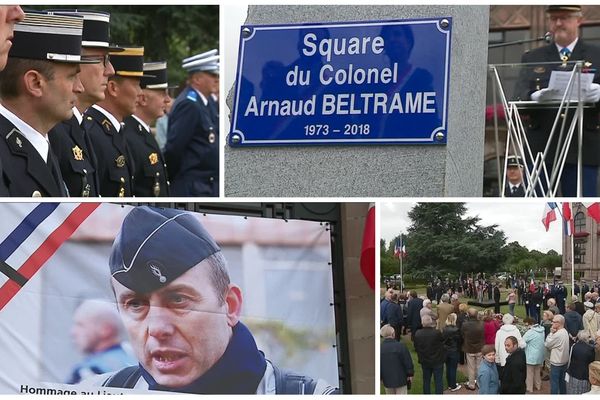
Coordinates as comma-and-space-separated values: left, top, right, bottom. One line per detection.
436, 293, 454, 331
545, 314, 570, 394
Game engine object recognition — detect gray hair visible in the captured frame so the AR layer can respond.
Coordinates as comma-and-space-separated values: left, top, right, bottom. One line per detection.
380, 324, 395, 339
577, 330, 591, 343
441, 293, 450, 303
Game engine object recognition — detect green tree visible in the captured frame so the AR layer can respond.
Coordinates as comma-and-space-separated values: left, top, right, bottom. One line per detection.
404, 203, 507, 277
31, 6, 219, 88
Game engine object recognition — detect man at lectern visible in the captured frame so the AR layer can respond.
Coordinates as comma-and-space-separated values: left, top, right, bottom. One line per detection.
518, 5, 600, 197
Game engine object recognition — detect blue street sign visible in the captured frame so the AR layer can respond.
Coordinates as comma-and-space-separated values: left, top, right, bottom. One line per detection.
230, 18, 452, 147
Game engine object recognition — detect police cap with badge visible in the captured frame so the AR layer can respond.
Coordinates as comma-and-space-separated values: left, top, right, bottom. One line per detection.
3, 11, 97, 198
44, 9, 123, 52
9, 11, 98, 64
109, 206, 221, 294
109, 46, 153, 79
182, 49, 220, 76
140, 61, 176, 90
182, 49, 219, 144
506, 155, 524, 168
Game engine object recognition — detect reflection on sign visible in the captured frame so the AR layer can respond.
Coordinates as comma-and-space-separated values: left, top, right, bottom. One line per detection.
230, 18, 452, 146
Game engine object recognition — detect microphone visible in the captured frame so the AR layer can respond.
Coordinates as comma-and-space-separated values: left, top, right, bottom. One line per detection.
489, 32, 554, 49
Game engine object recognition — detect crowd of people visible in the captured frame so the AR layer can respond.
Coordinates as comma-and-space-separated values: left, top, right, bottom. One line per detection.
380, 278, 600, 395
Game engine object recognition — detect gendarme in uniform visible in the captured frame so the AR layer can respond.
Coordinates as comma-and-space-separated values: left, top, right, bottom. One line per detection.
122, 62, 170, 197
165, 50, 219, 197
0, 11, 96, 197
48, 10, 123, 197
84, 47, 147, 197
85, 206, 337, 394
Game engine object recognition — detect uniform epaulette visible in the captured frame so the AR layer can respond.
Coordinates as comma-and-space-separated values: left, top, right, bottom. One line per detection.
186, 90, 198, 102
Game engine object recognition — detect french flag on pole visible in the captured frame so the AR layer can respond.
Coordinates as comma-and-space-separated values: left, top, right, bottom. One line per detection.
584, 203, 600, 224
0, 203, 100, 311
562, 202, 573, 236
394, 238, 401, 258
542, 202, 558, 232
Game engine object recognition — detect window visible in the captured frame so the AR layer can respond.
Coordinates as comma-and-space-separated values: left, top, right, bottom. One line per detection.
574, 241, 586, 264
574, 211, 586, 233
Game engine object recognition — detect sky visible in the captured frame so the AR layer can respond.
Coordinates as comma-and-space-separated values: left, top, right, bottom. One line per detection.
381, 201, 563, 253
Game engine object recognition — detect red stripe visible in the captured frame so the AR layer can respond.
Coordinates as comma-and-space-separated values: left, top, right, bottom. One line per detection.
0, 280, 21, 311
0, 203, 100, 310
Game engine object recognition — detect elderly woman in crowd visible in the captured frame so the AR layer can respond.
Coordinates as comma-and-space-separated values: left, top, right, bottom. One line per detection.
420, 299, 438, 324
584, 361, 600, 394
583, 301, 598, 338
495, 313, 525, 376
523, 316, 545, 393
380, 324, 414, 394
567, 330, 596, 394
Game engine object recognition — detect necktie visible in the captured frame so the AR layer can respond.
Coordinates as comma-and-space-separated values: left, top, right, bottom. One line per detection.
512, 186, 518, 195
560, 47, 571, 61
47, 149, 67, 196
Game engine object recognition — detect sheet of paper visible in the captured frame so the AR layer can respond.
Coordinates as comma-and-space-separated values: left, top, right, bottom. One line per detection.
547, 70, 594, 100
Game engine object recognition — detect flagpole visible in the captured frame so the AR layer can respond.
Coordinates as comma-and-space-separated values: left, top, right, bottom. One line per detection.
400, 250, 404, 292
570, 203, 575, 299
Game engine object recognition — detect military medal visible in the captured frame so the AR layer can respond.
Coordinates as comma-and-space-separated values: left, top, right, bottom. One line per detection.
115, 155, 126, 168
72, 145, 84, 161
149, 152, 158, 165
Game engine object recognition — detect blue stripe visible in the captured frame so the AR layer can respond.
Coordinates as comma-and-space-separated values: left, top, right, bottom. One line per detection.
0, 203, 59, 261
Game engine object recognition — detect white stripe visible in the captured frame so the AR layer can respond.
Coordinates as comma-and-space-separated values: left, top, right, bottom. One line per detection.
14, 24, 81, 36
81, 14, 109, 23
46, 53, 81, 62
145, 83, 168, 89
112, 212, 188, 276
81, 40, 109, 47
3, 204, 80, 284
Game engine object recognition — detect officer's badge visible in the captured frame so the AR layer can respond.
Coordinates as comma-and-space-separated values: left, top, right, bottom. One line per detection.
15, 136, 22, 148
101, 119, 112, 132
149, 152, 158, 165
186, 90, 198, 102
115, 155, 126, 168
533, 67, 546, 74
72, 145, 84, 161
148, 261, 167, 283
208, 133, 216, 143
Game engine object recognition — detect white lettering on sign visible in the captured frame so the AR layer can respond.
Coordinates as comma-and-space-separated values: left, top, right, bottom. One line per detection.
319, 63, 398, 85
245, 95, 316, 117
322, 92, 436, 115
302, 33, 385, 63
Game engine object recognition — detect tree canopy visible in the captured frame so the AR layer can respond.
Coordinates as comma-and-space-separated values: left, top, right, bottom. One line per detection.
381, 203, 562, 281
29, 5, 219, 89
